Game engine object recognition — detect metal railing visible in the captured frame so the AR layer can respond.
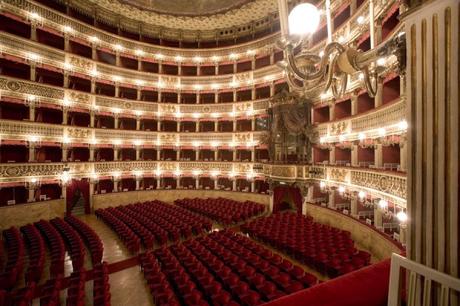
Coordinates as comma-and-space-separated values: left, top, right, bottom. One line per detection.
388, 253, 460, 306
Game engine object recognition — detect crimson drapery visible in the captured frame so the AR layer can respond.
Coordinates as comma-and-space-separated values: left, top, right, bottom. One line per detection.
263, 259, 391, 306
273, 186, 303, 214
66, 179, 90, 215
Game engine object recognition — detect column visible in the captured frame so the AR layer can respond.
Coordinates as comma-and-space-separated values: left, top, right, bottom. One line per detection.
270, 83, 275, 97
177, 121, 181, 132
62, 108, 68, 125
136, 147, 141, 161
232, 179, 237, 191
374, 206, 383, 230
91, 44, 97, 61
329, 103, 335, 121
196, 121, 200, 132
89, 181, 95, 211
176, 177, 180, 189
63, 72, 70, 88
214, 121, 218, 132
136, 87, 142, 101
251, 149, 255, 162
399, 139, 407, 172
351, 144, 358, 167
136, 117, 141, 130
350, 198, 358, 218
157, 120, 161, 132
327, 192, 335, 209
29, 103, 36, 121
405, 0, 459, 287
62, 145, 69, 162
113, 147, 119, 161
233, 90, 237, 102
251, 118, 256, 131
156, 149, 161, 161
135, 177, 141, 190
399, 224, 407, 245
250, 181, 255, 193
156, 177, 161, 189
115, 84, 120, 98
251, 87, 256, 100
213, 178, 218, 190
30, 64, 36, 82
329, 146, 336, 165
28, 143, 36, 162
90, 111, 95, 128
325, 0, 333, 42
30, 24, 37, 41
115, 51, 120, 66
114, 115, 119, 129
113, 179, 119, 192
374, 143, 383, 168
89, 145, 95, 161
195, 150, 199, 161
195, 178, 199, 189
233, 120, 237, 132
232, 149, 237, 161
374, 79, 384, 108
91, 78, 96, 93
351, 94, 358, 116
27, 184, 37, 203
214, 150, 218, 161
176, 149, 180, 161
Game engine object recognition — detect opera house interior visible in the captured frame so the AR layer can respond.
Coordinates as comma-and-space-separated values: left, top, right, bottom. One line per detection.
0, 0, 458, 305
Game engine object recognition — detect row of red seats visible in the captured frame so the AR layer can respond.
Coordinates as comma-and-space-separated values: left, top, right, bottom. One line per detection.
124, 201, 212, 240
95, 209, 141, 253
5, 282, 36, 306
20, 224, 46, 284
65, 216, 104, 265
35, 220, 66, 277
40, 277, 63, 306
50, 218, 86, 272
175, 198, 266, 225
241, 212, 372, 277
138, 230, 315, 306
66, 269, 86, 306
93, 262, 111, 306
0, 227, 25, 290
95, 201, 212, 251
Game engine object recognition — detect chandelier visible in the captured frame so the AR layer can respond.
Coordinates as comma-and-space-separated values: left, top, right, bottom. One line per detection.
276, 1, 406, 98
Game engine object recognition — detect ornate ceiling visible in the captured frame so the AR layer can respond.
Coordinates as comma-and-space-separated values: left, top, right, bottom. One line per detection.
83, 0, 278, 31
118, 0, 255, 17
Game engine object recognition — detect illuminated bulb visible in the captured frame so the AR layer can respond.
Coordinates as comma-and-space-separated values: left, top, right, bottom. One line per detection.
62, 98, 72, 107
61, 171, 70, 184
155, 53, 164, 60
63, 62, 73, 70
357, 16, 365, 24
358, 73, 365, 80
379, 199, 388, 209
91, 173, 98, 180
193, 56, 202, 62
63, 25, 73, 33
228, 171, 236, 178
246, 109, 254, 116
397, 211, 408, 222
230, 81, 239, 87
89, 36, 99, 43
378, 128, 386, 136
113, 171, 121, 178
398, 120, 408, 130
339, 135, 346, 142
358, 191, 366, 199
174, 170, 182, 177
28, 95, 36, 102
264, 75, 273, 82
113, 75, 122, 82
338, 186, 345, 193
112, 107, 121, 114
175, 55, 183, 62
29, 135, 39, 142
193, 84, 203, 90
175, 83, 182, 89
113, 44, 123, 51
90, 69, 99, 77
134, 49, 144, 56
90, 137, 98, 145
246, 49, 256, 55
192, 170, 202, 176
229, 53, 238, 60
31, 178, 38, 183
358, 133, 366, 140
155, 169, 163, 176
320, 137, 326, 144
30, 12, 40, 19
211, 141, 219, 147
229, 142, 236, 147
134, 170, 143, 177
319, 181, 326, 188
175, 112, 182, 118
135, 110, 143, 116
135, 79, 145, 86
211, 170, 220, 177
319, 50, 325, 57
27, 52, 40, 62
211, 55, 220, 62
376, 57, 386, 66
211, 112, 220, 118
246, 172, 254, 179
62, 136, 71, 144
338, 35, 346, 43
192, 141, 201, 147
320, 93, 328, 99
192, 113, 201, 118
229, 111, 236, 117
157, 81, 164, 88
211, 83, 219, 90
133, 139, 142, 146
288, 3, 320, 35
113, 139, 122, 145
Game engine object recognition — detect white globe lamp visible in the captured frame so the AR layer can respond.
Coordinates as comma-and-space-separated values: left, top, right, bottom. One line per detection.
288, 3, 320, 36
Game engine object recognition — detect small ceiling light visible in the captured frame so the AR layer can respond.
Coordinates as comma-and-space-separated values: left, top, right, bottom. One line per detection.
63, 62, 73, 70
230, 81, 239, 88
338, 186, 345, 193
62, 136, 71, 144
135, 79, 145, 86
229, 53, 238, 60
63, 25, 73, 33
192, 141, 201, 147
358, 133, 366, 140
319, 50, 325, 57
211, 83, 219, 90
134, 49, 144, 56
62, 98, 72, 107
30, 177, 38, 184
113, 139, 122, 145
175, 55, 183, 62
378, 128, 386, 136
358, 191, 366, 199
113, 44, 123, 51
157, 81, 165, 88
133, 139, 143, 146
113, 171, 121, 178
193, 84, 203, 90
112, 107, 121, 114
319, 137, 326, 143
89, 36, 99, 43
211, 141, 219, 147
133, 170, 143, 177
135, 110, 143, 116
155, 53, 164, 60
192, 113, 201, 118
113, 75, 122, 82
29, 135, 39, 142
175, 112, 182, 118
211, 55, 220, 62
379, 199, 388, 209
211, 170, 220, 177
376, 57, 386, 66
30, 12, 40, 20
319, 181, 326, 188
192, 170, 202, 176
89, 69, 99, 77
357, 16, 365, 24
193, 56, 202, 62
27, 52, 40, 62
246, 49, 256, 55
211, 112, 220, 118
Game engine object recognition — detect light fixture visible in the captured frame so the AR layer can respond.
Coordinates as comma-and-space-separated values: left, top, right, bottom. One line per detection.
193, 84, 203, 90
211, 83, 220, 90
229, 53, 238, 60
90, 68, 99, 77
63, 62, 73, 71
62, 98, 72, 107
192, 141, 201, 147
113, 75, 122, 82
27, 52, 40, 62
113, 44, 123, 51
133, 139, 143, 146
174, 170, 182, 177
277, 0, 406, 99
319, 181, 326, 188
113, 139, 122, 146
29, 135, 40, 142
112, 107, 121, 114
192, 170, 202, 176
175, 112, 182, 118
211, 141, 220, 147
192, 113, 201, 119
357, 16, 365, 24
29, 12, 40, 20
155, 53, 164, 60
193, 56, 202, 63
63, 25, 73, 33
211, 112, 220, 118
228, 171, 236, 178
378, 128, 386, 137
135, 110, 143, 116
339, 135, 346, 142
89, 36, 99, 43
319, 137, 326, 144
358, 191, 366, 200
288, 3, 320, 36
60, 171, 71, 185
135, 79, 145, 86
211, 55, 220, 62
175, 55, 183, 62
134, 49, 144, 56
155, 169, 163, 177
398, 120, 408, 130
246, 49, 256, 56
62, 136, 71, 144
396, 211, 408, 223
30, 177, 38, 184
358, 133, 366, 140
113, 171, 121, 179
133, 170, 143, 177
376, 57, 386, 66
211, 170, 220, 177
379, 199, 388, 209
338, 186, 345, 193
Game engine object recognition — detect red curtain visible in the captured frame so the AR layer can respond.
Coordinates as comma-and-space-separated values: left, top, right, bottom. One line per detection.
66, 179, 90, 215
273, 186, 303, 214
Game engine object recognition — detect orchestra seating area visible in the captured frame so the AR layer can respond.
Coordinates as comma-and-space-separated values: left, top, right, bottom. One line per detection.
95, 200, 213, 252
175, 198, 266, 224
0, 217, 110, 306
139, 229, 317, 306
241, 212, 372, 278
